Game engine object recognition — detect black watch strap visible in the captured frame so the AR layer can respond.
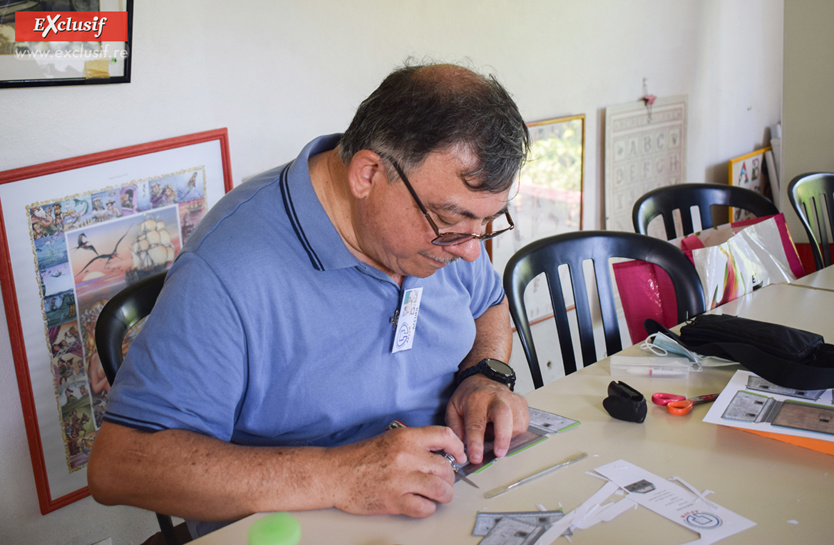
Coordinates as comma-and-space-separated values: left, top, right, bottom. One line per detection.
456, 358, 516, 391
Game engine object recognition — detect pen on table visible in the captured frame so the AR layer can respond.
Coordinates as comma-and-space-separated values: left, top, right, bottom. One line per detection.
627, 367, 689, 377
387, 420, 479, 488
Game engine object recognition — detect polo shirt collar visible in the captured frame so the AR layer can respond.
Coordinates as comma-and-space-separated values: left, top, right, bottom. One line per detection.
284, 134, 371, 273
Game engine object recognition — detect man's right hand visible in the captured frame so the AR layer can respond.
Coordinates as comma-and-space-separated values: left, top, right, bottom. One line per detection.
324, 425, 466, 518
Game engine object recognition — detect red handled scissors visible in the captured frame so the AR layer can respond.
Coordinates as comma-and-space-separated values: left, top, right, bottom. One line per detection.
651, 392, 719, 415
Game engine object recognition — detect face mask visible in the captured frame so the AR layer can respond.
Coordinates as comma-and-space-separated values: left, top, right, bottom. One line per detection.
643, 332, 702, 370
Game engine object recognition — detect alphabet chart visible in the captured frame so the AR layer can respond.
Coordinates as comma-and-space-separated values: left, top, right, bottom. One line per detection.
604, 96, 688, 234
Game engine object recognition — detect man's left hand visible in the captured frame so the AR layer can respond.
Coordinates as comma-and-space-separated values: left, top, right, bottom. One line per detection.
445, 374, 529, 465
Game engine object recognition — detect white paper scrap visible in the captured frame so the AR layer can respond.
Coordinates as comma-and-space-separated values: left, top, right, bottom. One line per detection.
593, 460, 755, 545
532, 481, 633, 545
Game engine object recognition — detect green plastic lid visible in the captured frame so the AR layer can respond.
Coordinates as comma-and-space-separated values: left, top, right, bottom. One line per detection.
247, 512, 301, 545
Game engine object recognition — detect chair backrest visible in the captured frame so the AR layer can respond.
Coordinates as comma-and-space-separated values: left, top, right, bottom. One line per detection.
94, 271, 179, 545
503, 231, 706, 389
632, 182, 779, 239
787, 172, 834, 271
95, 271, 167, 384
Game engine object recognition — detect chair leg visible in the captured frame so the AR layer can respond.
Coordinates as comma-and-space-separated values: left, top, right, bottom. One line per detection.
157, 513, 180, 545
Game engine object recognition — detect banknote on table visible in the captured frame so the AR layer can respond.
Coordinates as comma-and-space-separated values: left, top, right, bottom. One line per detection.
472, 510, 566, 536
460, 407, 579, 477
476, 516, 543, 545
527, 407, 579, 435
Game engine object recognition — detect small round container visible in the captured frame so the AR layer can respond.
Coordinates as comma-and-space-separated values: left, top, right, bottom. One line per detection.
247, 512, 301, 545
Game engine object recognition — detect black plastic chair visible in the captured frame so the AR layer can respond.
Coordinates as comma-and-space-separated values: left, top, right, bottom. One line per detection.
787, 172, 834, 271
503, 231, 706, 389
632, 182, 778, 239
94, 272, 181, 545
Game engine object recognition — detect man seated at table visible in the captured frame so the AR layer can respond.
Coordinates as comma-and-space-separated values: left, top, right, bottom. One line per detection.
87, 61, 531, 539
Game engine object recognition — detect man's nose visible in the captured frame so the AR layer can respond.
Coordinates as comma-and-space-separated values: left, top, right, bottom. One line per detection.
444, 238, 481, 262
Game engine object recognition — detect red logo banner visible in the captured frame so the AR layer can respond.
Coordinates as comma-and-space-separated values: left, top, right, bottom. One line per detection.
15, 12, 128, 42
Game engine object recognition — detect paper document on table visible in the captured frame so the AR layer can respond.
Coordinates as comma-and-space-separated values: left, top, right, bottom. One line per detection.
592, 460, 755, 544
527, 407, 579, 435
704, 370, 834, 442
477, 515, 543, 544
460, 429, 548, 476
461, 408, 578, 476
530, 459, 754, 545
472, 510, 566, 537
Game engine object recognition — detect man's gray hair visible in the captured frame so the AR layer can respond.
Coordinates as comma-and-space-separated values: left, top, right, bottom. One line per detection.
339, 62, 529, 193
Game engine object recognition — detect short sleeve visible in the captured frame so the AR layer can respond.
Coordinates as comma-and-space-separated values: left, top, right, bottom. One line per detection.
465, 243, 506, 319
103, 253, 248, 441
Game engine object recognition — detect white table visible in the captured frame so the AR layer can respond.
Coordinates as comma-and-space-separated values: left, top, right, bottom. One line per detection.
192, 277, 834, 544
792, 264, 834, 292
714, 281, 834, 336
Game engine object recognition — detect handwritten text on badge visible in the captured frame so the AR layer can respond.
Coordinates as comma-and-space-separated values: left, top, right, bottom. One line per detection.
392, 287, 422, 353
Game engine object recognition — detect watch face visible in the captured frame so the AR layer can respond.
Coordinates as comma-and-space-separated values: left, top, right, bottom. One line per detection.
484, 358, 514, 377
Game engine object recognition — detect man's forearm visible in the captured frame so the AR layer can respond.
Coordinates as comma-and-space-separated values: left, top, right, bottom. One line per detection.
88, 421, 332, 520
88, 420, 465, 521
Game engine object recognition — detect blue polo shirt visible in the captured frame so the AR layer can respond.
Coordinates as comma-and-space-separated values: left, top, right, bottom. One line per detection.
104, 134, 505, 449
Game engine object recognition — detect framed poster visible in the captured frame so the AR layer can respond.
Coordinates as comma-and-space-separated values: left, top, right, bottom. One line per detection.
491, 114, 585, 323
0, 129, 233, 513
604, 95, 687, 232
0, 0, 133, 88
729, 147, 772, 222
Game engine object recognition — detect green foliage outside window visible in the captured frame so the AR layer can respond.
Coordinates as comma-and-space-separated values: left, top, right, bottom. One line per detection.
521, 118, 584, 192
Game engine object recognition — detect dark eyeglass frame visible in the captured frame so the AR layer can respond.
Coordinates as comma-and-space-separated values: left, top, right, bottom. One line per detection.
378, 152, 515, 246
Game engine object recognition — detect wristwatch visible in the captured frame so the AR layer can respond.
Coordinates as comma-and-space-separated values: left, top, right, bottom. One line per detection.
456, 358, 516, 391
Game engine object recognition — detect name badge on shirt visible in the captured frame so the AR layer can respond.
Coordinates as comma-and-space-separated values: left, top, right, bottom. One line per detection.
392, 287, 423, 353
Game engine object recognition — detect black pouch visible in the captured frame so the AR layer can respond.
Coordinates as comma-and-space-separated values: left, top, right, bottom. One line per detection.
678, 314, 834, 390
603, 381, 647, 423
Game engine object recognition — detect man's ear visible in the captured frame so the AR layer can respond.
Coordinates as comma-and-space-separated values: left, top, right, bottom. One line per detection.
347, 150, 385, 200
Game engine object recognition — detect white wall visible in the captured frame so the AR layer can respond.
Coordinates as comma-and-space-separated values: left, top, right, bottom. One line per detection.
781, 0, 834, 241
0, 1, 783, 543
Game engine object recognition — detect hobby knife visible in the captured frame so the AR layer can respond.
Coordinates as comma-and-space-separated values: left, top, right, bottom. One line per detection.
439, 452, 479, 488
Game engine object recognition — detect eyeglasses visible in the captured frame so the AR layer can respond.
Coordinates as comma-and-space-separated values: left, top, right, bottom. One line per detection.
379, 153, 515, 246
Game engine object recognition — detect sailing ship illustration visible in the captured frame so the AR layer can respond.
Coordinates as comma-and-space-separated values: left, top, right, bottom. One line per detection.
125, 217, 176, 285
